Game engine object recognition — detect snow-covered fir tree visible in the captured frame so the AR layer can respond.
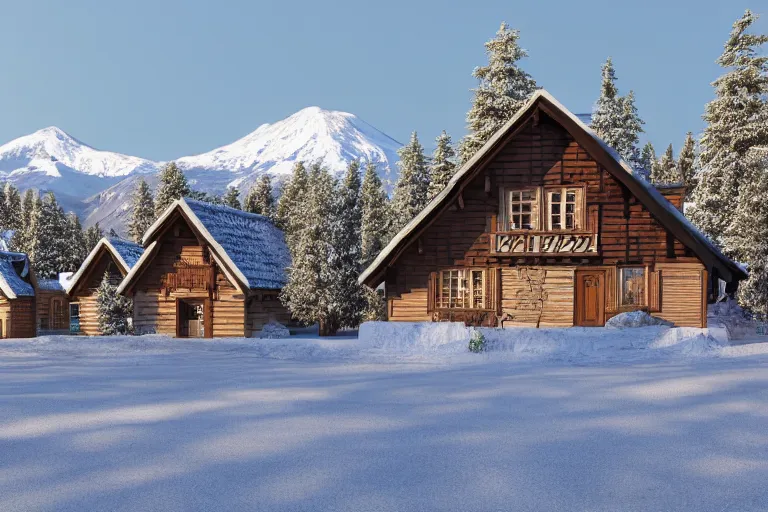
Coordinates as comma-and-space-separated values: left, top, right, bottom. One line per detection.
244, 175, 275, 218
154, 162, 190, 218
28, 192, 68, 278
96, 270, 133, 335
223, 187, 241, 210
460, 22, 537, 163
275, 162, 308, 237
280, 163, 338, 335
326, 160, 365, 329
64, 212, 87, 272
391, 132, 429, 233
591, 58, 645, 169
128, 178, 154, 243
360, 162, 391, 269
678, 132, 698, 196
638, 142, 657, 181
689, 10, 768, 248
428, 131, 457, 199
3, 183, 22, 231
726, 151, 768, 315
651, 144, 681, 185
9, 189, 36, 254
0, 186, 6, 231
84, 223, 104, 255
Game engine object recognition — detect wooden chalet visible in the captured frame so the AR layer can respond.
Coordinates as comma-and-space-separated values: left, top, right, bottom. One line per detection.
360, 90, 747, 328
36, 278, 69, 335
66, 237, 144, 335
0, 251, 36, 338
117, 198, 291, 338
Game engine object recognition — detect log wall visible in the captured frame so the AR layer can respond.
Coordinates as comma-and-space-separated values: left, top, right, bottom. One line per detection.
69, 250, 124, 336
244, 289, 293, 337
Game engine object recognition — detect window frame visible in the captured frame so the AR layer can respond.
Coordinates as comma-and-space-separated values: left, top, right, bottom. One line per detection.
499, 186, 586, 232
436, 268, 488, 310
619, 266, 647, 308
545, 186, 584, 231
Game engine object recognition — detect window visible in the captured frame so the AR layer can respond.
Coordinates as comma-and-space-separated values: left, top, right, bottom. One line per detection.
438, 269, 486, 309
548, 188, 581, 230
620, 267, 645, 306
506, 189, 537, 230
69, 303, 80, 319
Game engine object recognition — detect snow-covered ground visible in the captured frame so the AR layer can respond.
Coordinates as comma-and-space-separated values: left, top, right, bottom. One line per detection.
2, 326, 768, 511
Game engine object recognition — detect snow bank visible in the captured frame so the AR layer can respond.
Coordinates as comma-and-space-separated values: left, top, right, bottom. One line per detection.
256, 321, 290, 339
605, 311, 672, 328
359, 321, 470, 354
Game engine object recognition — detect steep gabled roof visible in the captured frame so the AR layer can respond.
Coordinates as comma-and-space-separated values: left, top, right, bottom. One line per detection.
66, 237, 144, 295
118, 198, 289, 294
360, 89, 747, 286
0, 251, 34, 299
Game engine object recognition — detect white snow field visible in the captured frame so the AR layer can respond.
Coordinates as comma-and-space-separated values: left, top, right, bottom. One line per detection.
2, 325, 768, 512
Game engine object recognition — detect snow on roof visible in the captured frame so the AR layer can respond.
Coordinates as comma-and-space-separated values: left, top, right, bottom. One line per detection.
359, 89, 746, 286
125, 198, 290, 292
66, 237, 144, 295
0, 251, 34, 299
107, 237, 144, 269
183, 199, 290, 289
37, 278, 64, 291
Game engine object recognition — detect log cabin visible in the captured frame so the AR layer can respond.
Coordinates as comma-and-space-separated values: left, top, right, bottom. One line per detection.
65, 237, 144, 335
0, 251, 36, 338
117, 198, 291, 338
36, 278, 69, 335
360, 90, 747, 328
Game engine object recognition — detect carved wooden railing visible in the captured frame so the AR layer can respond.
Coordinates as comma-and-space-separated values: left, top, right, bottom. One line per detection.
490, 230, 598, 256
161, 262, 215, 292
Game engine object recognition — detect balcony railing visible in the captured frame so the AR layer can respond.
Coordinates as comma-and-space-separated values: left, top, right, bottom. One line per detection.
161, 263, 215, 292
490, 230, 598, 256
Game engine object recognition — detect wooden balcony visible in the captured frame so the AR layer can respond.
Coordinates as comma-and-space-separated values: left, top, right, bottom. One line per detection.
490, 230, 598, 256
161, 263, 215, 292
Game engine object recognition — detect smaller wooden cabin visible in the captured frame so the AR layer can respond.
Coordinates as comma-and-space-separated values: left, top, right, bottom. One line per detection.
0, 251, 37, 338
66, 237, 144, 335
36, 278, 69, 335
118, 198, 291, 338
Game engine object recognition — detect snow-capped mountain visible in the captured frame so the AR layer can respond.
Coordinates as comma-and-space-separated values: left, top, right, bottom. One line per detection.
0, 108, 403, 233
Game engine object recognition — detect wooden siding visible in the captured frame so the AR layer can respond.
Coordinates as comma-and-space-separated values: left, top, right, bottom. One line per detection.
36, 289, 69, 333
0, 295, 36, 338
655, 263, 707, 328
501, 266, 575, 327
384, 113, 708, 328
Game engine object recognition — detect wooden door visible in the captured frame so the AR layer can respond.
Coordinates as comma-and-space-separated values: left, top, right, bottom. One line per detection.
575, 270, 605, 326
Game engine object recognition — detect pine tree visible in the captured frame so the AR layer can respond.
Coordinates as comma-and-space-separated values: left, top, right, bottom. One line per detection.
428, 131, 457, 199
460, 23, 537, 163
391, 132, 429, 233
223, 187, 241, 210
360, 162, 391, 269
9, 189, 36, 254
591, 58, 645, 168
651, 144, 681, 185
690, 10, 768, 247
84, 223, 104, 255
0, 185, 7, 231
96, 270, 133, 335
4, 183, 22, 231
326, 160, 365, 329
64, 212, 87, 272
678, 132, 698, 198
128, 178, 155, 243
244, 175, 275, 218
28, 192, 68, 278
638, 142, 657, 181
275, 162, 309, 238
154, 162, 190, 217
280, 163, 338, 335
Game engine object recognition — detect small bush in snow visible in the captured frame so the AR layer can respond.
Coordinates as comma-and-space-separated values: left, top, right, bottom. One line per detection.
468, 330, 486, 353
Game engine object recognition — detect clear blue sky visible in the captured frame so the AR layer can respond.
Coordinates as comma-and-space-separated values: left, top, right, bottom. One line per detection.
2, 0, 765, 160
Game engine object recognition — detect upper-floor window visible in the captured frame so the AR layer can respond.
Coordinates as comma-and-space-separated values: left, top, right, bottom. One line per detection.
501, 186, 584, 232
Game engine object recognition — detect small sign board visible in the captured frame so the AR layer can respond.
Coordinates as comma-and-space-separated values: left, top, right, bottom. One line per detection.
70, 317, 80, 334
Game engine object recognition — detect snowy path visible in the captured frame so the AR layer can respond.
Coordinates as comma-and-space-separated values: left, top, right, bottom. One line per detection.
1, 335, 768, 511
